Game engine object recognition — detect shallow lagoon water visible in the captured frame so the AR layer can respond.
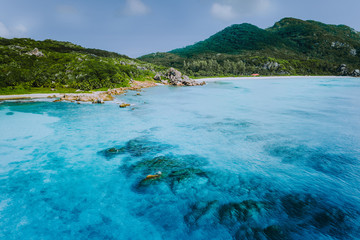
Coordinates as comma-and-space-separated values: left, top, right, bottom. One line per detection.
0, 77, 360, 239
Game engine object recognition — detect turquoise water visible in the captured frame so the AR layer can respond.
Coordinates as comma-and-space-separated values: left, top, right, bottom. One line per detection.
0, 77, 360, 239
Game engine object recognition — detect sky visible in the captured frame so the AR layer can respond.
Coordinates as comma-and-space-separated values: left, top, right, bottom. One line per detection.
1, 0, 360, 58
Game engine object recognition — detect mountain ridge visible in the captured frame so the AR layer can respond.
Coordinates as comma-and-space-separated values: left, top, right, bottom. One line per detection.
139, 17, 360, 77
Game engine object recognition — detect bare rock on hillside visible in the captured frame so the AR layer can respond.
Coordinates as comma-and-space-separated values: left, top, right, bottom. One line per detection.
337, 64, 348, 76
154, 73, 162, 81
27, 48, 44, 57
352, 69, 360, 77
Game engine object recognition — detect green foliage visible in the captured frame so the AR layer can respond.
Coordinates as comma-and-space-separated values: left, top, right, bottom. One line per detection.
0, 38, 165, 93
184, 59, 246, 76
170, 23, 290, 57
139, 18, 360, 77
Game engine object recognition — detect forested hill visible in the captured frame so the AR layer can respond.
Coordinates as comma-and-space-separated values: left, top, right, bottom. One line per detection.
170, 23, 292, 56
139, 18, 360, 77
0, 38, 164, 92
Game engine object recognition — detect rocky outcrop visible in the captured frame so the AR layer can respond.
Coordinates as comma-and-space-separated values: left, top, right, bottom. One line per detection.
350, 48, 357, 56
338, 64, 348, 76
37, 71, 205, 104
119, 103, 130, 108
165, 68, 205, 86
26, 48, 44, 57
155, 69, 205, 86
263, 61, 279, 71
338, 64, 360, 77
153, 73, 162, 81
52, 80, 158, 103
126, 80, 157, 90
142, 171, 162, 182
352, 69, 360, 77
107, 88, 126, 95
59, 92, 113, 103
92, 99, 104, 104
136, 66, 147, 70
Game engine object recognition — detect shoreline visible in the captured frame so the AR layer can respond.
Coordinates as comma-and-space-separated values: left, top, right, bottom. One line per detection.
0, 80, 159, 102
196, 75, 351, 82
0, 93, 64, 101
0, 76, 353, 101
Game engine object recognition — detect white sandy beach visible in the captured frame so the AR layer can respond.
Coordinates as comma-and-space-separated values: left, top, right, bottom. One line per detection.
0, 93, 64, 101
196, 75, 350, 82
0, 76, 353, 101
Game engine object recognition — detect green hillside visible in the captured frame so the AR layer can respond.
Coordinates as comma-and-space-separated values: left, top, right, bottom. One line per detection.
139, 18, 360, 77
170, 23, 292, 56
0, 38, 164, 94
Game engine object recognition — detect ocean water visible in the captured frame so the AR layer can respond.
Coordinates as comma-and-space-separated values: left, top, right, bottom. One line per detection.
0, 77, 360, 240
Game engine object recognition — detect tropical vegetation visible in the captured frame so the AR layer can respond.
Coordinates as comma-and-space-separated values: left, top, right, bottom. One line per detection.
0, 38, 164, 94
139, 18, 360, 77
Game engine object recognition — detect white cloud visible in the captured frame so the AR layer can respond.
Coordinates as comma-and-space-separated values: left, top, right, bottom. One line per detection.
0, 22, 27, 38
211, 3, 237, 20
0, 22, 10, 38
125, 0, 149, 16
211, 0, 273, 21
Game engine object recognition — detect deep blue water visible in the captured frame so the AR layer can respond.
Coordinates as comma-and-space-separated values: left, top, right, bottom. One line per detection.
1, 77, 360, 240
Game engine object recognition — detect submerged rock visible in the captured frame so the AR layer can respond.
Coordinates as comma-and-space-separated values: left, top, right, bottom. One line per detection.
168, 168, 207, 184
98, 137, 171, 160
125, 154, 209, 191
281, 193, 317, 218
124, 138, 170, 157
281, 193, 351, 238
263, 225, 289, 240
144, 171, 162, 180
219, 200, 265, 226
217, 200, 271, 239
139, 171, 163, 186
265, 143, 356, 176
312, 208, 346, 229
129, 155, 186, 175
184, 201, 219, 227
119, 103, 131, 108
98, 146, 126, 159
167, 167, 209, 191
233, 225, 289, 240
108, 147, 123, 153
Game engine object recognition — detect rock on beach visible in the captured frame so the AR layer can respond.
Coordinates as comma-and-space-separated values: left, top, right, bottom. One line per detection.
165, 68, 205, 86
